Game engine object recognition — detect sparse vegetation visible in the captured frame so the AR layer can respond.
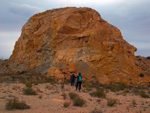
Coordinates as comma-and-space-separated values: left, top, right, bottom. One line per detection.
69, 92, 79, 100
23, 88, 37, 95
90, 88, 106, 98
107, 99, 117, 107
139, 91, 149, 98
63, 101, 71, 108
73, 96, 86, 107
5, 98, 30, 110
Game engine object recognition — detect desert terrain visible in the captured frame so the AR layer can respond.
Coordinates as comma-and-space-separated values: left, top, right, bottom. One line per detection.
0, 79, 150, 113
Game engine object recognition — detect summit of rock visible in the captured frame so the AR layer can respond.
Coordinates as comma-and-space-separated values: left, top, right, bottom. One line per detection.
1, 7, 149, 86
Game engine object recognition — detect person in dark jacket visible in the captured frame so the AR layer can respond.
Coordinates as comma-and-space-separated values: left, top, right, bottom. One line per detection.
76, 73, 82, 92
70, 73, 75, 86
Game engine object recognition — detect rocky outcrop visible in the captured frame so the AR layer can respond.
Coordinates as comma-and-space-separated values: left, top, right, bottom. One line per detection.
2, 7, 149, 86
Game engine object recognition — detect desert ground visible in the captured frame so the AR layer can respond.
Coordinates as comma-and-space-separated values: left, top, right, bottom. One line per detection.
0, 81, 150, 113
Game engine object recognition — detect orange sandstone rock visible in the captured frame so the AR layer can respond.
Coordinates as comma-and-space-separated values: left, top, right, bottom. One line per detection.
2, 7, 149, 86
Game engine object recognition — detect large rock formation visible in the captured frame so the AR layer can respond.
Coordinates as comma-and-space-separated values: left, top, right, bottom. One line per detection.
3, 7, 150, 86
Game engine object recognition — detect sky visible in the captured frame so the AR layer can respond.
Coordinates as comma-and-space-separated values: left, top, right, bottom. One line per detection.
0, 0, 150, 59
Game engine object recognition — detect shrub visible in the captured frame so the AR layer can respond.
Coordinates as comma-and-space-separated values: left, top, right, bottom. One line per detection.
90, 108, 103, 113
69, 92, 79, 100
107, 99, 117, 107
124, 89, 130, 93
103, 82, 126, 92
133, 88, 140, 95
23, 88, 37, 95
148, 90, 150, 94
25, 81, 32, 88
62, 93, 67, 99
63, 101, 71, 108
61, 82, 64, 90
111, 82, 126, 92
139, 73, 144, 77
90, 88, 106, 98
73, 96, 86, 107
39, 95, 42, 99
5, 98, 30, 110
46, 78, 57, 85
146, 56, 150, 59
132, 100, 136, 106
139, 91, 149, 98
83, 83, 95, 91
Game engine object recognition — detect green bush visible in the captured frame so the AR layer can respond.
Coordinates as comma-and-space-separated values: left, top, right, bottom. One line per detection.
90, 88, 106, 98
107, 99, 117, 106
63, 101, 71, 108
69, 92, 79, 100
23, 88, 37, 95
5, 98, 30, 110
139, 91, 149, 98
73, 96, 86, 107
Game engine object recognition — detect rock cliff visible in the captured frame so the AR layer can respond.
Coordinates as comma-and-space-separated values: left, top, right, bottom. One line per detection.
2, 7, 150, 86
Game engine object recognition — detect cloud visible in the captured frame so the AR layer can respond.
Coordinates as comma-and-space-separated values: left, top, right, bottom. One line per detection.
9, 3, 42, 17
57, 0, 125, 6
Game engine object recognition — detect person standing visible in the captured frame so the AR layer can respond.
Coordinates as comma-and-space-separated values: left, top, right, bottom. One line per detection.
70, 73, 75, 86
76, 73, 82, 92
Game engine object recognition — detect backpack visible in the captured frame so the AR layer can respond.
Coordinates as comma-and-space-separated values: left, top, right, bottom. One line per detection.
78, 75, 82, 82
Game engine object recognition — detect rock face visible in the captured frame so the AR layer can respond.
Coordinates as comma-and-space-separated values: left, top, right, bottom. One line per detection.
5, 7, 149, 86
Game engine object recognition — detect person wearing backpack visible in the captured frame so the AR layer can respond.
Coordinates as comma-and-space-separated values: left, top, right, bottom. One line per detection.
76, 73, 82, 92
70, 73, 76, 86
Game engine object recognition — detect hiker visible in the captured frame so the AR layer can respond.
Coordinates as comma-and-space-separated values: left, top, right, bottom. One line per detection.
76, 72, 82, 92
70, 73, 76, 86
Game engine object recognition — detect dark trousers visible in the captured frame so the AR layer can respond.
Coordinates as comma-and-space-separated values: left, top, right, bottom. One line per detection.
76, 81, 82, 91
71, 80, 75, 86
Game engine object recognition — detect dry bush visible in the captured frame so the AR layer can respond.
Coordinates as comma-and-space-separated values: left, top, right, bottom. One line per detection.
107, 99, 117, 107
90, 88, 106, 98
132, 100, 136, 106
23, 88, 37, 95
63, 101, 71, 108
73, 96, 86, 107
139, 91, 149, 98
5, 98, 30, 110
69, 92, 79, 100
62, 93, 67, 99
25, 81, 32, 88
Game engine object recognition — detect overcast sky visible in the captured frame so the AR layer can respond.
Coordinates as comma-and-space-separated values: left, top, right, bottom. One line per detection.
0, 0, 150, 59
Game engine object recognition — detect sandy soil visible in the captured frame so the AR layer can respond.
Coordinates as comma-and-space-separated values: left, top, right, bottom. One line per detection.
0, 82, 150, 113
